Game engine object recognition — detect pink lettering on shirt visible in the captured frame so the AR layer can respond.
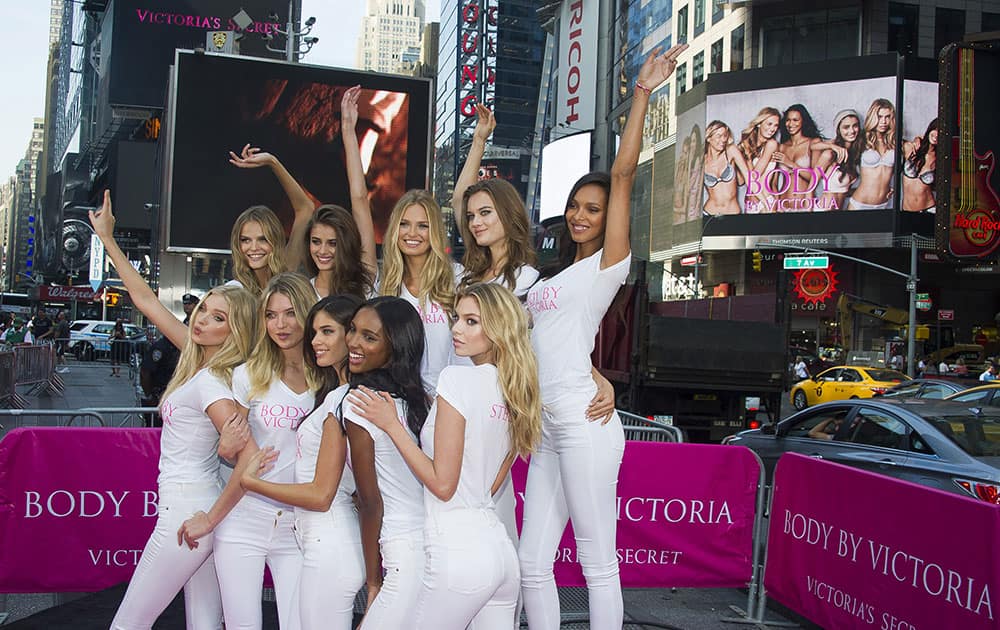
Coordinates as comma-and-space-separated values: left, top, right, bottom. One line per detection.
417, 301, 449, 325
489, 404, 510, 422
160, 400, 177, 426
527, 285, 562, 313
258, 402, 309, 430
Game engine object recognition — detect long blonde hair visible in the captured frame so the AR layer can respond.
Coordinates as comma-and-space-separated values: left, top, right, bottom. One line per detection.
459, 179, 537, 291
738, 107, 781, 164
161, 285, 258, 401
246, 272, 322, 399
230, 206, 287, 295
380, 190, 455, 311
457, 283, 541, 457
863, 98, 895, 151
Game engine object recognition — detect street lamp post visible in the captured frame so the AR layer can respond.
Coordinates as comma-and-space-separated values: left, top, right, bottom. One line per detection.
264, 1, 319, 62
691, 214, 718, 299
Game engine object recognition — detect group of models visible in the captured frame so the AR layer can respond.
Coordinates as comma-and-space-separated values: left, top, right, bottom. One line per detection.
94, 45, 687, 630
673, 98, 937, 218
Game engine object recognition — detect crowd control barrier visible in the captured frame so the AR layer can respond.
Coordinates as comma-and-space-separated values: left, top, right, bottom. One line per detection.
0, 352, 15, 408
1, 344, 64, 408
764, 453, 1000, 630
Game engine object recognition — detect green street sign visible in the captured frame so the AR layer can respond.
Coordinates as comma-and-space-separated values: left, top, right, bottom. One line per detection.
916, 293, 930, 300
783, 255, 830, 270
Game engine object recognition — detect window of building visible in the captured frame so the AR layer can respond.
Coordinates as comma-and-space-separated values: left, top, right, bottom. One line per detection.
711, 38, 724, 73
888, 3, 919, 57
678, 5, 689, 45
731, 24, 745, 71
760, 8, 859, 66
694, 0, 705, 37
984, 12, 1000, 33
935, 8, 966, 56
713, 0, 724, 25
676, 62, 687, 96
692, 51, 704, 85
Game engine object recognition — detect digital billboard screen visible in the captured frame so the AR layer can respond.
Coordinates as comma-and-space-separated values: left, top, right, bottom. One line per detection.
164, 51, 431, 252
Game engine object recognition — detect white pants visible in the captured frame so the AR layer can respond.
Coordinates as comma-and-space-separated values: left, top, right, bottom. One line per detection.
412, 509, 520, 629
214, 497, 303, 630
519, 405, 625, 630
359, 530, 424, 629
494, 475, 523, 629
111, 482, 224, 630
295, 505, 365, 630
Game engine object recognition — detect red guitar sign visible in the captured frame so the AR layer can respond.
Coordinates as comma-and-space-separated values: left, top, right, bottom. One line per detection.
948, 47, 1000, 258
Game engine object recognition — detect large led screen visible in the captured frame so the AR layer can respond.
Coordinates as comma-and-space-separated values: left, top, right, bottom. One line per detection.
705, 76, 900, 214
164, 51, 431, 252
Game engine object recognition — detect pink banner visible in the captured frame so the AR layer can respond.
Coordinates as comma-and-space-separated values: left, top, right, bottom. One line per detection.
0, 428, 161, 592
511, 442, 760, 588
766, 453, 999, 629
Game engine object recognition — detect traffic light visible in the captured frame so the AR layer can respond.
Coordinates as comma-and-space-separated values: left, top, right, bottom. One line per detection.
751, 250, 762, 272
105, 291, 120, 307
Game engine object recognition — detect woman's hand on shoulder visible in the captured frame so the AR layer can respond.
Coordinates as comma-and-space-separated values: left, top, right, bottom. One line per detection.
348, 385, 401, 432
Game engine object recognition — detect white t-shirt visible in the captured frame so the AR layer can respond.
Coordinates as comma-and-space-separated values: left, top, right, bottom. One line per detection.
344, 395, 424, 541
157, 368, 233, 485
794, 361, 809, 380
457, 263, 539, 298
295, 384, 356, 513
400, 284, 453, 395
232, 364, 315, 509
224, 279, 243, 288
528, 250, 629, 405
421, 365, 511, 517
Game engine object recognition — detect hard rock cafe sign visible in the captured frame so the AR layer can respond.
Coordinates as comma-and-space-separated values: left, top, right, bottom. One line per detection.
792, 266, 840, 306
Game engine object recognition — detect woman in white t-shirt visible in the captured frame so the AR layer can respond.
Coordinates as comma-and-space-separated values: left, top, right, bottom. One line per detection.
179, 272, 320, 630
349, 282, 542, 629
90, 191, 258, 630
519, 46, 686, 630
342, 297, 429, 629
240, 294, 365, 630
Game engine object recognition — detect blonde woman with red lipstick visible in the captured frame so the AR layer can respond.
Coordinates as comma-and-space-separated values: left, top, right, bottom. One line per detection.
90, 191, 257, 630
179, 273, 320, 630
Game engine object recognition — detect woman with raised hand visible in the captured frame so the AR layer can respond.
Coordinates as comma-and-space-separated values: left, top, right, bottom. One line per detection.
178, 272, 320, 630
518, 44, 686, 630
341, 297, 428, 629
348, 283, 541, 629
303, 86, 378, 300
90, 191, 258, 630
228, 144, 318, 273
240, 294, 365, 630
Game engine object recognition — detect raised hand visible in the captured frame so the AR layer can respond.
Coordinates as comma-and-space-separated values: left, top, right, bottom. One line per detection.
228, 144, 275, 169
473, 103, 496, 143
636, 44, 689, 93
341, 85, 362, 134
88, 190, 116, 240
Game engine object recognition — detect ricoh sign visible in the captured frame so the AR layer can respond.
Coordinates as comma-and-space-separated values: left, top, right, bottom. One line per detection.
556, 0, 598, 134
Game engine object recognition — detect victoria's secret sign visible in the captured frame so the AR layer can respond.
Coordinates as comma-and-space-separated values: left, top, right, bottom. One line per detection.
459, 0, 498, 120
133, 8, 280, 35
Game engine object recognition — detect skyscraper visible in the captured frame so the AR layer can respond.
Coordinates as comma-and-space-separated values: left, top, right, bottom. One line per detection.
356, 0, 426, 74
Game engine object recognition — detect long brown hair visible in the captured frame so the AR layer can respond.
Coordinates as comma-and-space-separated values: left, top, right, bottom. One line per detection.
458, 179, 536, 291
303, 205, 373, 299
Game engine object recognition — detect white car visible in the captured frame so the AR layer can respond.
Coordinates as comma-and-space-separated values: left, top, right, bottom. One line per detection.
67, 320, 145, 361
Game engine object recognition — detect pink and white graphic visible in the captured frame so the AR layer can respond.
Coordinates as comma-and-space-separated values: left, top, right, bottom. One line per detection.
765, 453, 999, 629
511, 442, 759, 587
0, 428, 161, 592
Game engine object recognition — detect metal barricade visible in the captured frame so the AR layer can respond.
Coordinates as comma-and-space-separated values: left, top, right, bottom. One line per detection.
9, 344, 64, 407
618, 410, 685, 442
0, 351, 15, 407
0, 408, 158, 432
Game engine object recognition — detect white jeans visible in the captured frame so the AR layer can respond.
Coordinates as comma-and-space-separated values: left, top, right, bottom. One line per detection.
295, 505, 365, 630
111, 482, 224, 630
519, 405, 625, 630
494, 475, 523, 629
412, 509, 520, 629
213, 497, 303, 630
359, 529, 424, 629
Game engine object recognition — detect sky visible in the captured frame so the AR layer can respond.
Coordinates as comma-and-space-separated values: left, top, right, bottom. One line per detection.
0, 0, 440, 182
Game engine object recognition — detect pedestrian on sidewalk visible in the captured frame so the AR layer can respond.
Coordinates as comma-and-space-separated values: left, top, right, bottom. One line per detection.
54, 311, 70, 373
110, 319, 127, 377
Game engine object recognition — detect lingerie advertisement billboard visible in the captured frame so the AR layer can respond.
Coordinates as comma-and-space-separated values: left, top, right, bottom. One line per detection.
163, 51, 432, 252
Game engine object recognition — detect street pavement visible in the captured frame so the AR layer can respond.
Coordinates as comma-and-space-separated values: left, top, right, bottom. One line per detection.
0, 358, 816, 629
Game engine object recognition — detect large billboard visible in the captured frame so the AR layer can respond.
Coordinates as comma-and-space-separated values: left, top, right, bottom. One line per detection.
937, 44, 1000, 261
104, 0, 294, 109
163, 51, 431, 252
652, 55, 937, 253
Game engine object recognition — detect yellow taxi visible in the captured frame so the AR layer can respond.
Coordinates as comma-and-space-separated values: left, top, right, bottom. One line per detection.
790, 366, 910, 410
